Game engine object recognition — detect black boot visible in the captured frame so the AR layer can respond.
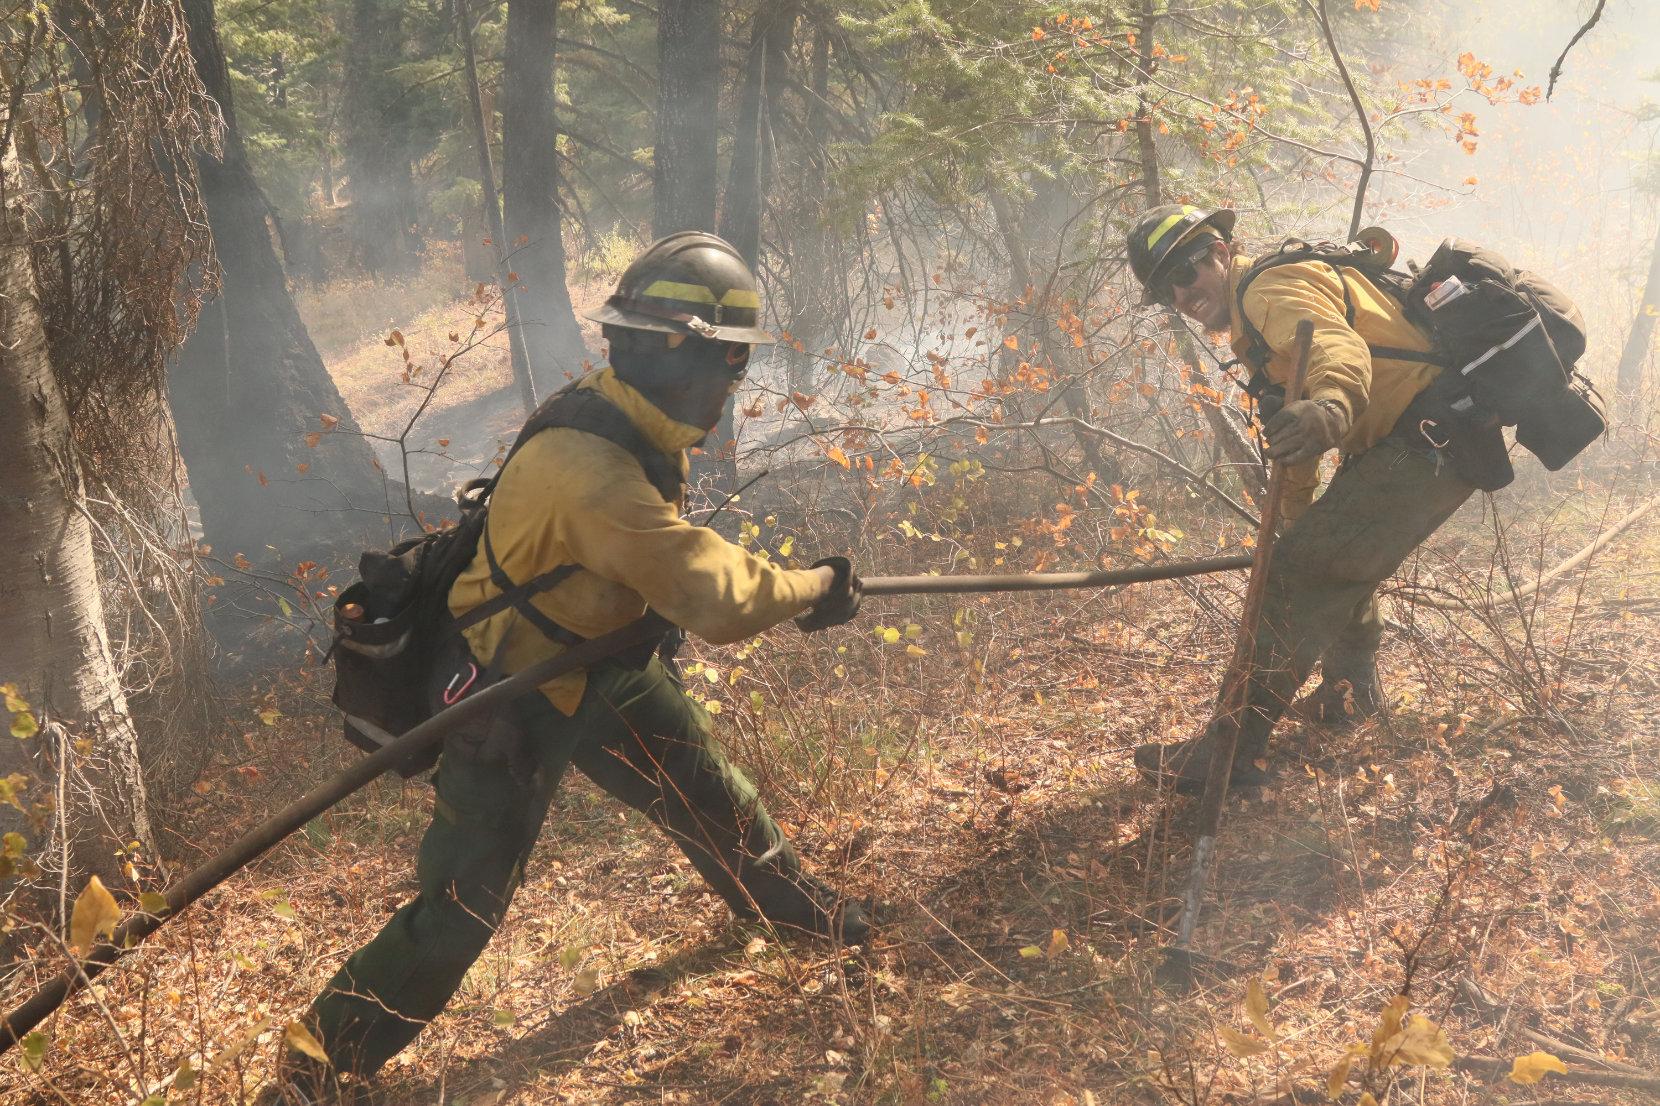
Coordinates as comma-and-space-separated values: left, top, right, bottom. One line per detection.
753, 873, 872, 946
1299, 656, 1384, 728
1134, 718, 1271, 795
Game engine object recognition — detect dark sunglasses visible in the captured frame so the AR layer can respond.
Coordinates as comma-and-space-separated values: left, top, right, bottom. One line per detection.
1152, 240, 1219, 306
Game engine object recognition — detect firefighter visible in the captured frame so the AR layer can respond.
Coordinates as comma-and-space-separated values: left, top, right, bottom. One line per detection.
1125, 204, 1475, 791
265, 232, 866, 1104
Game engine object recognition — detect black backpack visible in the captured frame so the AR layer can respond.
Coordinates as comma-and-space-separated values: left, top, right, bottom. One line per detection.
328, 383, 683, 776
1233, 237, 1605, 490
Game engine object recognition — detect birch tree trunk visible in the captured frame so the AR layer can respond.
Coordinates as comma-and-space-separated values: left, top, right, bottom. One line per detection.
0, 146, 151, 883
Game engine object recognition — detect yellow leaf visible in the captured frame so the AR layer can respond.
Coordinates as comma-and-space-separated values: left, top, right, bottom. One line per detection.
283, 1021, 330, 1065
1219, 1026, 1269, 1058
1508, 1050, 1568, 1084
905, 644, 928, 657
138, 892, 170, 916
827, 446, 851, 469
1370, 995, 1409, 1060
1246, 977, 1276, 1040
1003, 335, 1019, 349
1358, 1095, 1378, 1106
1046, 929, 1069, 957
69, 876, 121, 956
1387, 1015, 1454, 1068
1018, 944, 1043, 958
1326, 1055, 1354, 1099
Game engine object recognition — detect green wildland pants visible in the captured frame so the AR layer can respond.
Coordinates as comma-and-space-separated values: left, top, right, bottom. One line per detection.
309, 655, 812, 1078
1235, 436, 1475, 734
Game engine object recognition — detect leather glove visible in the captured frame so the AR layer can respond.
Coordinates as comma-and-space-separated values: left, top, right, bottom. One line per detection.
1263, 398, 1350, 465
795, 556, 862, 633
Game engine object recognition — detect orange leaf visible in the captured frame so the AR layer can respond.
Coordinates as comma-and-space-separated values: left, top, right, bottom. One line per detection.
304, 432, 322, 448
318, 413, 338, 428
827, 447, 851, 469
256, 470, 269, 487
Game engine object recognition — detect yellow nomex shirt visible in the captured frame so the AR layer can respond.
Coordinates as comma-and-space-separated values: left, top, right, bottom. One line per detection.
448, 367, 824, 714
1226, 253, 1442, 518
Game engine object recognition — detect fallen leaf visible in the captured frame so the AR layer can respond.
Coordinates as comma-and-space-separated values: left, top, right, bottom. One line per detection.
1246, 977, 1276, 1040
1508, 1050, 1568, 1084
69, 876, 121, 956
1219, 1026, 1269, 1058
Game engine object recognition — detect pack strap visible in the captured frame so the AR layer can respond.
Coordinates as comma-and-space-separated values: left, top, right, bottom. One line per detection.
453, 383, 686, 652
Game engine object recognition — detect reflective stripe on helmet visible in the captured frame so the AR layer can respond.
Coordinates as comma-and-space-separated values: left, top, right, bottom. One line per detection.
640, 280, 762, 310
1145, 204, 1201, 252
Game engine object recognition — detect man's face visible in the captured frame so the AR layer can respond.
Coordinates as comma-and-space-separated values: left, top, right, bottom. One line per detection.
1163, 239, 1234, 333
613, 333, 751, 433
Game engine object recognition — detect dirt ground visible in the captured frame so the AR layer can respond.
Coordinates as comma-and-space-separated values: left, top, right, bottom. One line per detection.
3, 286, 1657, 1106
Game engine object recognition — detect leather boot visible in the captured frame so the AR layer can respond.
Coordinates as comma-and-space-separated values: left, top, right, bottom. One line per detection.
1134, 716, 1272, 795
751, 873, 872, 946
1299, 655, 1385, 727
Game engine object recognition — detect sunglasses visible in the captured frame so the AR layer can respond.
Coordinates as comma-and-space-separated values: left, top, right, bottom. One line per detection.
664, 332, 751, 385
1152, 240, 1219, 306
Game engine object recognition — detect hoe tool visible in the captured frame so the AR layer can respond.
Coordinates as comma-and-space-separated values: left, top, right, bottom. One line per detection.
1162, 319, 1314, 990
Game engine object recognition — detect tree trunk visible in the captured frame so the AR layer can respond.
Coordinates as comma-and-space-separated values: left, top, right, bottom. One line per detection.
0, 145, 151, 880
456, 0, 536, 415
502, 0, 588, 394
653, 0, 719, 237
695, 3, 794, 500
783, 23, 831, 395
341, 0, 420, 276
1615, 219, 1660, 403
176, 0, 424, 575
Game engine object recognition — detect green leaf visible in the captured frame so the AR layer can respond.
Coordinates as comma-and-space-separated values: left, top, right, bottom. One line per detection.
492, 1008, 516, 1027
277, 596, 293, 617
1, 832, 26, 859
0, 774, 24, 811
10, 711, 37, 739
173, 1057, 197, 1091
139, 892, 170, 916
18, 1030, 46, 1072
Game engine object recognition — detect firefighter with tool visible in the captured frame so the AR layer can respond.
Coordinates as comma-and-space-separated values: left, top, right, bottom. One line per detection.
268, 232, 866, 1103
1125, 204, 1475, 792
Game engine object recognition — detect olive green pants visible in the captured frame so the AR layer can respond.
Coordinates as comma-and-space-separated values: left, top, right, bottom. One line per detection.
1237, 438, 1475, 732
309, 657, 809, 1078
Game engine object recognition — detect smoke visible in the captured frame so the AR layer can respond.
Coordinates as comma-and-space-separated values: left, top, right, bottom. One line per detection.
1366, 0, 1655, 362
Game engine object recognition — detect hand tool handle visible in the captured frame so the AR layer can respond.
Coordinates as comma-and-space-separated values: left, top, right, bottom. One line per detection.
861, 555, 1252, 596
0, 614, 670, 1053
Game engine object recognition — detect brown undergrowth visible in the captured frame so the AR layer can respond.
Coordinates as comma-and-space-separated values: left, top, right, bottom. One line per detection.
3, 486, 1656, 1105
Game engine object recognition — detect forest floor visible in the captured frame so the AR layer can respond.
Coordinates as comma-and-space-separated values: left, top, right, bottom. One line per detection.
4, 284, 1659, 1106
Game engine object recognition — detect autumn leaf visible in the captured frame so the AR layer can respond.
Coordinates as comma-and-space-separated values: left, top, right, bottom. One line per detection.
319, 413, 338, 428
305, 432, 322, 448
1354, 0, 1380, 10
1245, 978, 1276, 1040
1018, 944, 1043, 958
1219, 1026, 1270, 1058
1045, 929, 1069, 958
827, 446, 851, 469
1003, 334, 1020, 350
69, 875, 121, 956
1326, 1053, 1356, 1099
1508, 1051, 1568, 1084
284, 1021, 331, 1065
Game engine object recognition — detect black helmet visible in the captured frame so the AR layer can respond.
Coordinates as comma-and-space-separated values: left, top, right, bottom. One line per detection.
1126, 204, 1236, 305
584, 231, 774, 344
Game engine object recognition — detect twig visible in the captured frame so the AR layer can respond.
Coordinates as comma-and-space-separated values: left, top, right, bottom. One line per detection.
1307, 0, 1374, 239
1395, 495, 1658, 612
1546, 0, 1608, 101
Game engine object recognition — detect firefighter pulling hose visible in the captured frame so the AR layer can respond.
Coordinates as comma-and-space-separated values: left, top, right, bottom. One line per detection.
0, 556, 1253, 1059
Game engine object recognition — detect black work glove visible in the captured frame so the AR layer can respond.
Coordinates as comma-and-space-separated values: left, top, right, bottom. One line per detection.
795, 556, 862, 633
1263, 398, 1350, 465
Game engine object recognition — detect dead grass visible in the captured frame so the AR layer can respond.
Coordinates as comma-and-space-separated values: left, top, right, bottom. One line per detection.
4, 492, 1657, 1106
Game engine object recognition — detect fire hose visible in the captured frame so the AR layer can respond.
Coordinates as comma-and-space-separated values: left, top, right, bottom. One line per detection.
0, 553, 1250, 1050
